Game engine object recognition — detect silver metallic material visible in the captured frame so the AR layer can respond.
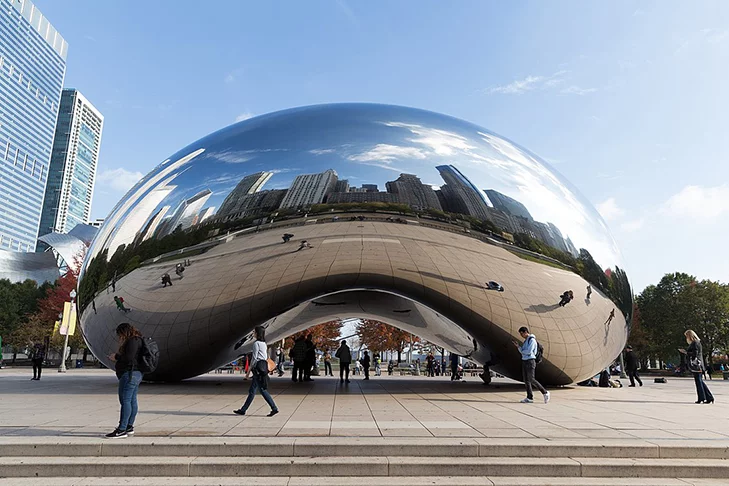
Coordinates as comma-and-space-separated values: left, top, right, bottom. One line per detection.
78, 103, 631, 385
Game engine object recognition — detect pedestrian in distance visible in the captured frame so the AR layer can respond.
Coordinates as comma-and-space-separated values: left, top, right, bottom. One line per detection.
30, 341, 45, 381
304, 334, 316, 381
290, 336, 307, 382
92, 299, 97, 314
679, 330, 714, 404
276, 346, 285, 377
624, 345, 642, 387
426, 352, 435, 377
105, 323, 144, 438
374, 353, 382, 376
323, 348, 333, 376
514, 326, 550, 404
586, 284, 592, 300
296, 240, 313, 251
450, 352, 460, 381
114, 296, 130, 313
335, 339, 352, 384
361, 351, 371, 380
161, 273, 172, 287
234, 326, 279, 417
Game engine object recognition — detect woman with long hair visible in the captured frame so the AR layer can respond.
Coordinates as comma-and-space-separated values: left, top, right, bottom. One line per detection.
105, 322, 144, 438
680, 329, 714, 404
233, 326, 279, 417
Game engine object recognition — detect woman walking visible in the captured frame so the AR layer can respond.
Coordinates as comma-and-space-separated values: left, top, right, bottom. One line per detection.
234, 326, 279, 417
105, 323, 144, 438
680, 330, 714, 404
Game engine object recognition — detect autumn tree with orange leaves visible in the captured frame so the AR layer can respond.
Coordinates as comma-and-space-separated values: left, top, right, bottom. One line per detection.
356, 319, 418, 363
284, 320, 342, 352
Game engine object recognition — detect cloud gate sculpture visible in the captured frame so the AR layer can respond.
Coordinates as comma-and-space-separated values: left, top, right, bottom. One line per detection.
78, 103, 631, 385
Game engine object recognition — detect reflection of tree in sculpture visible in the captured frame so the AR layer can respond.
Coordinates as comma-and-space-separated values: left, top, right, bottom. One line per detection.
357, 319, 419, 363
283, 320, 342, 351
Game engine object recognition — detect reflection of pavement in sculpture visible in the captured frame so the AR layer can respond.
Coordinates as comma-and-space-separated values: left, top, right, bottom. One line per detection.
85, 221, 626, 385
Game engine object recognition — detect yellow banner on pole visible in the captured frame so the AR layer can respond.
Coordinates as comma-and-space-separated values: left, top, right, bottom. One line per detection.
67, 303, 77, 336
60, 302, 71, 335
53, 320, 60, 336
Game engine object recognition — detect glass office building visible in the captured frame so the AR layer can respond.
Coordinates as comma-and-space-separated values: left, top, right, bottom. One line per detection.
0, 0, 67, 252
38, 89, 103, 239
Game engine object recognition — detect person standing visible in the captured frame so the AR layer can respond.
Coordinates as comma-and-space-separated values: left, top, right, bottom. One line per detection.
514, 327, 550, 404
680, 330, 714, 404
361, 351, 371, 380
290, 336, 307, 382
105, 323, 144, 438
624, 346, 642, 387
234, 326, 279, 417
304, 334, 316, 381
276, 346, 285, 377
426, 352, 435, 377
374, 353, 381, 376
450, 353, 460, 381
335, 340, 352, 384
30, 342, 45, 381
323, 348, 333, 376
586, 284, 592, 300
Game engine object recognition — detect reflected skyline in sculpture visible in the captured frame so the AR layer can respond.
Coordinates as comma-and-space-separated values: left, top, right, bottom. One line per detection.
78, 103, 631, 385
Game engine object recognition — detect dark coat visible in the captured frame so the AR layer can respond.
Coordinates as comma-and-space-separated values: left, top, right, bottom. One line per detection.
335, 344, 351, 364
290, 339, 307, 363
625, 350, 639, 372
687, 341, 704, 372
114, 336, 141, 378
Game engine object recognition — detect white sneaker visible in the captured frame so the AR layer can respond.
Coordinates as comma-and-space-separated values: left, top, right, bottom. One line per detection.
544, 391, 550, 404
520, 397, 534, 403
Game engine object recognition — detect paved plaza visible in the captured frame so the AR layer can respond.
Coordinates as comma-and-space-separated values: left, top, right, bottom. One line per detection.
1, 369, 728, 441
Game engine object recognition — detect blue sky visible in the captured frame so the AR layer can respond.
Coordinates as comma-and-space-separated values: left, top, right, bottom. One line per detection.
36, 0, 729, 292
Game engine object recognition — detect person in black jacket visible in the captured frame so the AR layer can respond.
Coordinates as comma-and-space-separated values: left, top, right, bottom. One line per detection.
361, 351, 371, 380
30, 342, 45, 381
624, 346, 642, 387
680, 329, 714, 404
303, 334, 316, 381
290, 336, 307, 382
105, 323, 144, 438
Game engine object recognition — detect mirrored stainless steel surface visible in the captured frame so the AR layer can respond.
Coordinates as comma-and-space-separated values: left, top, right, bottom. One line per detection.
78, 103, 631, 384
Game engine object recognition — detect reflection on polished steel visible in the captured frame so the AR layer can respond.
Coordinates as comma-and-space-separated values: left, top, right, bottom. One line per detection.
78, 103, 632, 385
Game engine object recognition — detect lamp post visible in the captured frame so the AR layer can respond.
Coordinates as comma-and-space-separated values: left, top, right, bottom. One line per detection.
58, 290, 76, 373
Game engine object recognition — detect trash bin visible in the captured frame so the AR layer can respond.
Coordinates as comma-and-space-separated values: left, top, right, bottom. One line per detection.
75, 359, 84, 369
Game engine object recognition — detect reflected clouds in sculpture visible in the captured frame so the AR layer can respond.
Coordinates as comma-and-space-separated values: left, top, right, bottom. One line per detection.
79, 103, 631, 385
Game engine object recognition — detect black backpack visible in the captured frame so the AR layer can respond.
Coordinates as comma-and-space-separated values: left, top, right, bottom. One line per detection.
535, 339, 544, 364
138, 337, 160, 374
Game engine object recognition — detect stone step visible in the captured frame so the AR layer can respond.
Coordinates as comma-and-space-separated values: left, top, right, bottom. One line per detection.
0, 477, 724, 486
1, 456, 729, 479
2, 437, 728, 459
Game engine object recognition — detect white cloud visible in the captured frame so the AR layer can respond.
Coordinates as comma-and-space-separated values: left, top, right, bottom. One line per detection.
561, 85, 598, 95
596, 198, 624, 221
620, 218, 645, 233
309, 149, 336, 155
348, 144, 426, 164
97, 168, 143, 192
483, 70, 567, 95
235, 112, 255, 122
662, 185, 729, 221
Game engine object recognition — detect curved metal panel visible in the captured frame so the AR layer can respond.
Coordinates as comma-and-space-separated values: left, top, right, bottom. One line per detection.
78, 103, 631, 385
0, 249, 59, 284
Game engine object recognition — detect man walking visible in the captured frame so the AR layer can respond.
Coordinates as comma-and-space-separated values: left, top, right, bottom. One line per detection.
514, 327, 550, 404
335, 340, 352, 384
624, 345, 643, 387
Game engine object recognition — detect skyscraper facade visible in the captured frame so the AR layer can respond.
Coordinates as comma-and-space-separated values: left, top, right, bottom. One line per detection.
279, 169, 337, 209
436, 165, 489, 220
217, 171, 272, 217
38, 89, 103, 238
484, 189, 533, 221
0, 0, 67, 252
385, 173, 441, 211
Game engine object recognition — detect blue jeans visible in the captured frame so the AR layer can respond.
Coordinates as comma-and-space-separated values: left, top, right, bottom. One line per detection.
240, 372, 278, 413
693, 372, 714, 402
118, 370, 143, 430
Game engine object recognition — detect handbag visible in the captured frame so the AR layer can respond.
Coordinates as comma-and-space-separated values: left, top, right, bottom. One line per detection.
267, 358, 276, 373
688, 356, 703, 373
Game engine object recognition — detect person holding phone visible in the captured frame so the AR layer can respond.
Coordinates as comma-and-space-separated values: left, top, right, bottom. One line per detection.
679, 329, 714, 404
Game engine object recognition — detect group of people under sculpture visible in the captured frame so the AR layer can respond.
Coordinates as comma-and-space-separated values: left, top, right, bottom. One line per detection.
100, 323, 715, 438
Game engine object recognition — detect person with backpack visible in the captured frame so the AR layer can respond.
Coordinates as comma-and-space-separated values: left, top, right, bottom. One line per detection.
233, 326, 279, 417
105, 323, 145, 438
514, 326, 550, 404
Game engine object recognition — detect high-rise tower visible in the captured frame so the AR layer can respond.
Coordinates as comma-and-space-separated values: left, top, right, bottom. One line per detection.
0, 0, 67, 252
38, 89, 104, 239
